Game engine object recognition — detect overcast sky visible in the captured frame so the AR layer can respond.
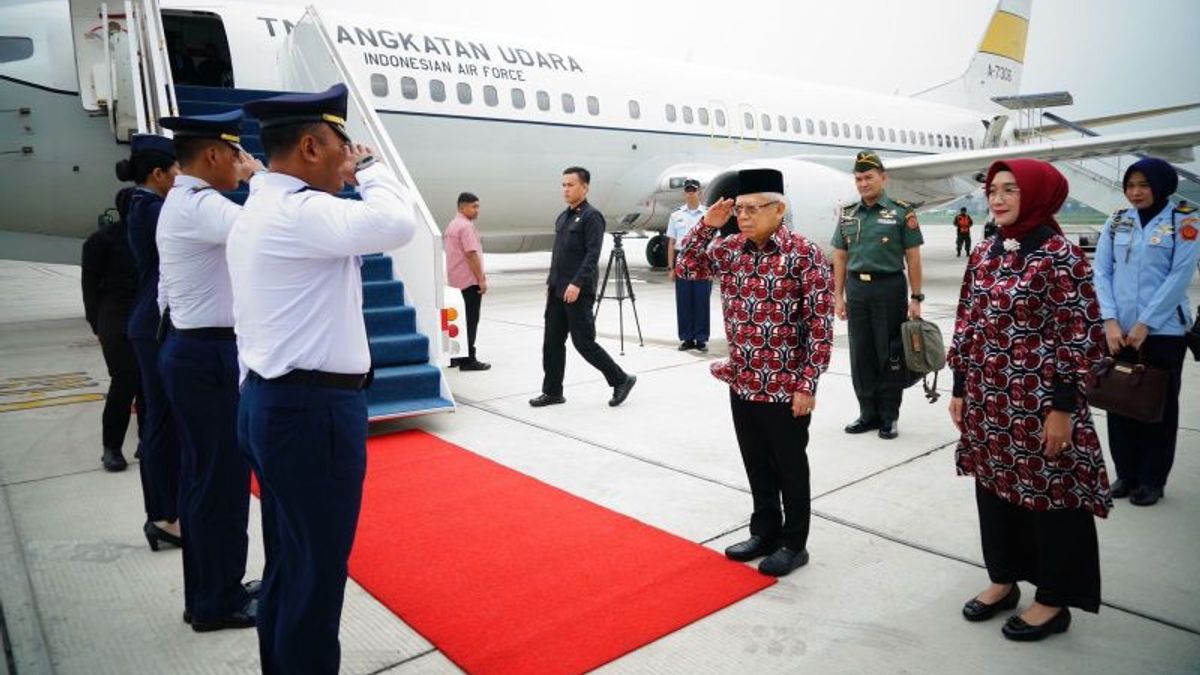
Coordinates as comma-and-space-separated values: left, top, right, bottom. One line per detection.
311, 0, 1200, 125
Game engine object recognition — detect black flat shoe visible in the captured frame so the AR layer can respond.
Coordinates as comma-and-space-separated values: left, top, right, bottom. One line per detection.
962, 583, 1020, 622
459, 359, 491, 371
529, 394, 566, 407
844, 417, 880, 434
101, 447, 127, 472
191, 599, 257, 633
724, 535, 778, 562
878, 420, 899, 440
184, 581, 257, 624
1130, 486, 1163, 506
678, 340, 696, 351
1111, 479, 1132, 499
143, 521, 182, 552
757, 547, 809, 577
1002, 607, 1071, 641
694, 342, 708, 353
609, 375, 637, 407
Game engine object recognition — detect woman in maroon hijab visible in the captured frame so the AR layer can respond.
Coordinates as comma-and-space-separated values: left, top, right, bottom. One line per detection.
947, 159, 1112, 642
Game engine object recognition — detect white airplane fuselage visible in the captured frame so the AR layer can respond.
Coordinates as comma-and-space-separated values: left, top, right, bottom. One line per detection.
0, 0, 1001, 262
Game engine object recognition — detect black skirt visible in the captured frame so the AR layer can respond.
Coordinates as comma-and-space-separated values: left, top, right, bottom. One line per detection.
975, 481, 1102, 612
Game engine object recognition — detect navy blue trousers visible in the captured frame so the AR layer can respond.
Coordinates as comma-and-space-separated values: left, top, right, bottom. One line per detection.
239, 374, 367, 675
129, 338, 179, 522
674, 278, 712, 343
159, 333, 251, 621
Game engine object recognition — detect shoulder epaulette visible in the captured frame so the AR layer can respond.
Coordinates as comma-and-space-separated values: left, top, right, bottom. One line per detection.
893, 198, 913, 210
1110, 206, 1127, 219
840, 202, 859, 215
189, 186, 215, 194
1175, 203, 1196, 214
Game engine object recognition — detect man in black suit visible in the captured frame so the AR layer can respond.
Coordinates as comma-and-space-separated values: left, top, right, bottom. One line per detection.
531, 167, 637, 408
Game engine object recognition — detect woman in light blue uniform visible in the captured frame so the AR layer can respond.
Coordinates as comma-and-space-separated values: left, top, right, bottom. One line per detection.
1093, 157, 1198, 506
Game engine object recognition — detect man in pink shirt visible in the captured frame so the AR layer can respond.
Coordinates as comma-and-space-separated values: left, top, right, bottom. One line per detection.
444, 192, 490, 370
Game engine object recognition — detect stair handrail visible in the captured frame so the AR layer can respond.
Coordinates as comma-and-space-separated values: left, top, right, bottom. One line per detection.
127, 0, 177, 132
281, 6, 453, 407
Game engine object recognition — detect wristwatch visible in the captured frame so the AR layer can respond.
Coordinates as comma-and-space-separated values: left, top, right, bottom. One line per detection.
355, 155, 378, 171
910, 293, 925, 302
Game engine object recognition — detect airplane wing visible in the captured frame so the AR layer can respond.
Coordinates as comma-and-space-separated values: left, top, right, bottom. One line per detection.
1020, 103, 1200, 137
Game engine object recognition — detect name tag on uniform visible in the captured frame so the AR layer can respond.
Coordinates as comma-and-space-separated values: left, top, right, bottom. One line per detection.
877, 218, 897, 225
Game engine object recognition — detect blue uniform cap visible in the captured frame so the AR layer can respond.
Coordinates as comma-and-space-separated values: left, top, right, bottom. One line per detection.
242, 83, 351, 142
159, 110, 243, 145
130, 133, 175, 158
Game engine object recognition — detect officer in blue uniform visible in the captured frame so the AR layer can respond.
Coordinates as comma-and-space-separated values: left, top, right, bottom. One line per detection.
229, 84, 416, 674
157, 110, 262, 631
1093, 157, 1198, 506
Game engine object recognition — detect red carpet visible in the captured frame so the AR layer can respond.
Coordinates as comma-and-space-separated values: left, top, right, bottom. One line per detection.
346, 430, 774, 674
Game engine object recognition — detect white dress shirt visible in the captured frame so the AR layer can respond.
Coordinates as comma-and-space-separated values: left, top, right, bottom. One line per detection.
226, 163, 416, 380
156, 174, 241, 328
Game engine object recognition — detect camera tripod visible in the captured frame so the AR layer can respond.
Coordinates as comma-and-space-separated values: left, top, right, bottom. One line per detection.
593, 232, 644, 355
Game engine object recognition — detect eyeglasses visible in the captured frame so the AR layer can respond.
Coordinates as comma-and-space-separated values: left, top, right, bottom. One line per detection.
684, 187, 698, 193
733, 201, 779, 216
986, 185, 1020, 199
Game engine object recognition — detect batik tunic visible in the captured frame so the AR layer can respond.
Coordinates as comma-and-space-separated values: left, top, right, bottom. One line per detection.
676, 225, 833, 401
948, 227, 1113, 517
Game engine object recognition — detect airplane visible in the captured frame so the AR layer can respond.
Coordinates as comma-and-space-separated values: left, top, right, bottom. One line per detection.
3, 0, 1199, 269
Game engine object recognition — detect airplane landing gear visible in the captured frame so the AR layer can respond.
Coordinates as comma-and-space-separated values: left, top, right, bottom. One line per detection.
645, 234, 668, 269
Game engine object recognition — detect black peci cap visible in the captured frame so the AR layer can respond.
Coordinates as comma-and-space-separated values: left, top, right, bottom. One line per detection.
736, 168, 784, 196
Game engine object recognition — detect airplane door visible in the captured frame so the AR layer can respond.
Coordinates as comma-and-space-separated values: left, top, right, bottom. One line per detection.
707, 100, 734, 146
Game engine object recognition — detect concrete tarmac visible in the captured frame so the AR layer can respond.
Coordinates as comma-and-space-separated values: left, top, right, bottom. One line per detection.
1, 226, 1197, 674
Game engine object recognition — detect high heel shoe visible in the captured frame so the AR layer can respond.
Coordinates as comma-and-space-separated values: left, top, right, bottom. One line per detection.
144, 521, 183, 551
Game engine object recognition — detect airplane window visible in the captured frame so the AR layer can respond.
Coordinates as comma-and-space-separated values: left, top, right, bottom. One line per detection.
370, 74, 389, 98
937, 133, 944, 147
899, 129, 907, 143
744, 112, 754, 130
537, 90, 550, 110
562, 93, 575, 113
682, 106, 694, 124
715, 109, 726, 127
512, 88, 526, 109
628, 99, 641, 119
888, 128, 896, 143
831, 122, 839, 138
842, 123, 850, 137
457, 82, 472, 104
698, 107, 709, 125
806, 119, 815, 134
866, 126, 874, 141
401, 77, 418, 100
666, 104, 677, 122
792, 117, 801, 133
484, 85, 499, 107
587, 96, 599, 115
0, 37, 34, 63
819, 120, 827, 136
877, 127, 885, 141
778, 115, 787, 133
919, 131, 926, 145
953, 136, 960, 149
430, 79, 446, 102
968, 138, 975, 150
762, 114, 771, 131
855, 124, 863, 139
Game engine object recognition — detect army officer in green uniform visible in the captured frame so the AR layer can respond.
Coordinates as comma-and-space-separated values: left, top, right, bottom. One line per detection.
831, 150, 924, 439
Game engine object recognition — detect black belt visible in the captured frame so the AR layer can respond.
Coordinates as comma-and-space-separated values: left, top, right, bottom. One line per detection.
849, 270, 903, 282
175, 326, 236, 340
261, 369, 370, 391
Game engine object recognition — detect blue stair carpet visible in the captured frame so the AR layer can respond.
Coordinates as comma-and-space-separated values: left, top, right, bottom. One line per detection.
175, 86, 452, 418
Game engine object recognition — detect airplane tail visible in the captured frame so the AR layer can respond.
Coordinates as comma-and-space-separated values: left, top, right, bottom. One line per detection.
912, 0, 1031, 111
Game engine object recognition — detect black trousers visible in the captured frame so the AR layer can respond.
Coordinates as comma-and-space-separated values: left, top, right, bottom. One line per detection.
541, 291, 626, 397
845, 273, 907, 422
461, 285, 482, 360
130, 337, 180, 522
730, 391, 812, 551
1107, 336, 1186, 490
98, 333, 142, 451
955, 232, 971, 255
975, 482, 1101, 612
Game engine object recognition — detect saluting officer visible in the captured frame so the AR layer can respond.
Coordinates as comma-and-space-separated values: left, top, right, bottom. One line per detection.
157, 110, 262, 631
831, 150, 924, 440
229, 84, 416, 674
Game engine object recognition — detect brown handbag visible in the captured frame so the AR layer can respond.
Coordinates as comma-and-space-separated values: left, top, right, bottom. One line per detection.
1086, 356, 1169, 424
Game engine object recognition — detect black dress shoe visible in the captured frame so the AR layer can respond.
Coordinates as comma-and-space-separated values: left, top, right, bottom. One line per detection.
1130, 486, 1163, 506
694, 342, 708, 353
844, 417, 881, 434
459, 359, 491, 371
609, 375, 637, 407
143, 521, 183, 552
878, 420, 899, 440
678, 340, 696, 351
724, 535, 778, 562
101, 447, 127, 472
191, 599, 257, 633
529, 394, 566, 407
758, 547, 809, 577
1111, 478, 1132, 499
962, 583, 1020, 622
242, 579, 261, 598
1002, 607, 1071, 641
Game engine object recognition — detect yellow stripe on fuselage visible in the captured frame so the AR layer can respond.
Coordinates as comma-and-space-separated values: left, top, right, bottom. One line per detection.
978, 10, 1028, 64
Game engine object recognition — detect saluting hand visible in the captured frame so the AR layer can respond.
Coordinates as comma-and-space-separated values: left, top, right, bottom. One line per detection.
341, 144, 377, 187
235, 149, 264, 183
703, 198, 734, 228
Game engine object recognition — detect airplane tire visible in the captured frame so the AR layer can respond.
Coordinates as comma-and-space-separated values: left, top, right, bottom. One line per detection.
646, 234, 668, 269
